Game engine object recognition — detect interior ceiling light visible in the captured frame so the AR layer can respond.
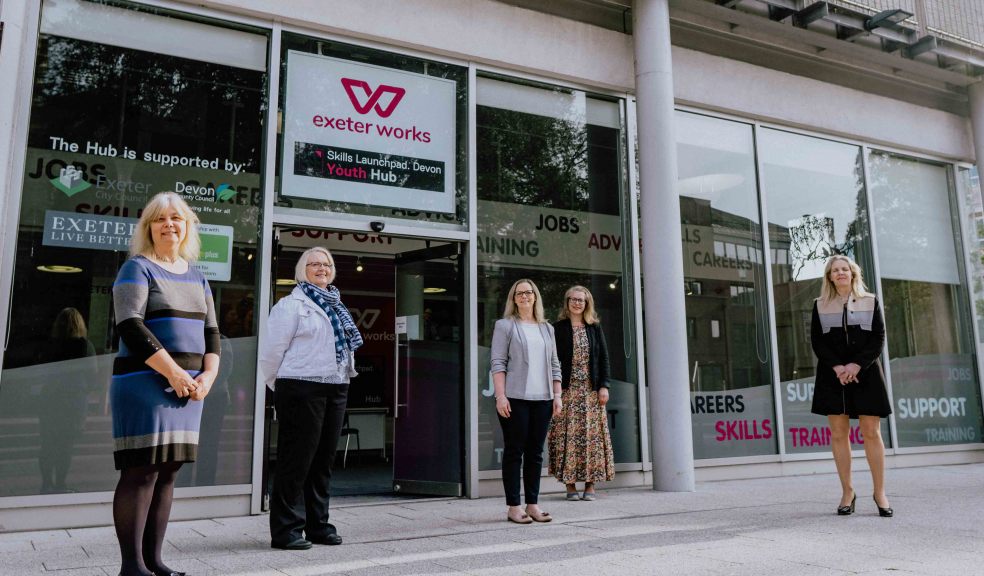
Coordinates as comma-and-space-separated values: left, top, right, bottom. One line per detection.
37, 265, 82, 273
423, 287, 446, 294
276, 278, 297, 286
356, 257, 364, 273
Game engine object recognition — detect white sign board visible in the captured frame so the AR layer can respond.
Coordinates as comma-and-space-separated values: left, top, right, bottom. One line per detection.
197, 223, 234, 282
282, 51, 456, 213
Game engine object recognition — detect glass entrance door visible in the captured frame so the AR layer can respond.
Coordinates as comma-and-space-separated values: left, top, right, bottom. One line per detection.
393, 243, 464, 496
262, 228, 464, 504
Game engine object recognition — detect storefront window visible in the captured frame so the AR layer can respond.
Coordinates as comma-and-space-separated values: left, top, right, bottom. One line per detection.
868, 153, 984, 447
275, 33, 468, 229
760, 129, 888, 454
958, 167, 984, 340
676, 112, 776, 459
475, 75, 641, 470
0, 0, 266, 497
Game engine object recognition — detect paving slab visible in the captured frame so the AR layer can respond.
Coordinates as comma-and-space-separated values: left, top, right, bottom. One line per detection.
3, 463, 984, 575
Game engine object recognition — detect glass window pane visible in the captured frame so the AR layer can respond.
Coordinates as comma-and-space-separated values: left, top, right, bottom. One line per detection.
761, 129, 888, 454
677, 112, 776, 459
869, 153, 984, 447
476, 75, 640, 469
958, 167, 984, 341
0, 3, 266, 496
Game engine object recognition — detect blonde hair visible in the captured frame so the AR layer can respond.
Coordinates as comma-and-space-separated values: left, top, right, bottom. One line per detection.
820, 254, 870, 304
502, 278, 545, 323
130, 192, 201, 261
557, 285, 600, 324
295, 246, 336, 285
51, 307, 87, 339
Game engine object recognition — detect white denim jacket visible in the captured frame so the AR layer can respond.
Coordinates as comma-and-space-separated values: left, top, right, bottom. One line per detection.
259, 286, 356, 390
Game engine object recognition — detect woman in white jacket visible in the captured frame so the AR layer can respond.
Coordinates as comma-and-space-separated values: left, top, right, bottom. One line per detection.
260, 246, 362, 551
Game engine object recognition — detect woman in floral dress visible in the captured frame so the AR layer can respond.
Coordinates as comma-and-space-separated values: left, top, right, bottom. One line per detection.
549, 285, 614, 500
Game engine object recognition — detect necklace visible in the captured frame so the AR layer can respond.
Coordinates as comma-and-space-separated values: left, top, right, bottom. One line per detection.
151, 252, 179, 264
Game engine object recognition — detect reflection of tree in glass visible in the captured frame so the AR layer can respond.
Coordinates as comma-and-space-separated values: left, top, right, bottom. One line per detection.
867, 152, 928, 252
31, 36, 264, 171
786, 150, 870, 279
477, 107, 588, 209
788, 214, 835, 279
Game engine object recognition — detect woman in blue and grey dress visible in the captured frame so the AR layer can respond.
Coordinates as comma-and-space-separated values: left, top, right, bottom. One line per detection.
111, 192, 220, 576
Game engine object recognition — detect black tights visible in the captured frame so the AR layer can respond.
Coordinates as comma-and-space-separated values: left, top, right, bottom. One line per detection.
113, 462, 182, 576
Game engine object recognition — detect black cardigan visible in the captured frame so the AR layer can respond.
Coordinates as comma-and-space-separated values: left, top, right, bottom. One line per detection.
552, 318, 611, 391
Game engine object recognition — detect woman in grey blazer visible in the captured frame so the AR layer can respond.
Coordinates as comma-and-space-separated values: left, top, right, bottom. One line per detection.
491, 279, 562, 524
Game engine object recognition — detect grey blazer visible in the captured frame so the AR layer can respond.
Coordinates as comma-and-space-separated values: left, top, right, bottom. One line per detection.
490, 318, 562, 401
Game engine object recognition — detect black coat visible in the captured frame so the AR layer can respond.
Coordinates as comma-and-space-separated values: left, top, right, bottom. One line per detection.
810, 296, 891, 418
553, 319, 611, 391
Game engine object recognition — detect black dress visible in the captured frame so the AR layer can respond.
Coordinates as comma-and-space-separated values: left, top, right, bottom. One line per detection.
810, 295, 892, 418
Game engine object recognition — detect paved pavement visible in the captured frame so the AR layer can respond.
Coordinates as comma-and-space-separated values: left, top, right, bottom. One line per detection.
2, 463, 983, 575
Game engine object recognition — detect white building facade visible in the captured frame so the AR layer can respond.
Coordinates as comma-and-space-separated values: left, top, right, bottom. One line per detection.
0, 0, 982, 531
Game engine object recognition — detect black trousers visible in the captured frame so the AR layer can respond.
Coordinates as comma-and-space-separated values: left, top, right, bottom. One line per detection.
269, 379, 348, 545
497, 398, 553, 506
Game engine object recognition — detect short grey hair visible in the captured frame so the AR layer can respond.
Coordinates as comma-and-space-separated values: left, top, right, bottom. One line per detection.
294, 246, 335, 285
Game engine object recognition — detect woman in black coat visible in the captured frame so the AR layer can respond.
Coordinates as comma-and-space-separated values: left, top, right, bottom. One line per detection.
811, 255, 893, 517
549, 286, 614, 501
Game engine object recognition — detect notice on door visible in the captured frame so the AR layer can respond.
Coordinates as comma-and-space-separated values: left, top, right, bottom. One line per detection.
282, 51, 456, 213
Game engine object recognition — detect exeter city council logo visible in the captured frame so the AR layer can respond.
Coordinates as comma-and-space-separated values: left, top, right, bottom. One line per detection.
340, 78, 406, 118
50, 165, 92, 197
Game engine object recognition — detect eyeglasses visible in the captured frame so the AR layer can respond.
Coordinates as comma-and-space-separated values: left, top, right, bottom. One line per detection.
515, 290, 535, 298
567, 297, 586, 305
306, 262, 334, 269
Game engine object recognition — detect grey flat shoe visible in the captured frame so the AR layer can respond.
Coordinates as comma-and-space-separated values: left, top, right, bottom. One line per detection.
566, 492, 580, 501
580, 492, 596, 501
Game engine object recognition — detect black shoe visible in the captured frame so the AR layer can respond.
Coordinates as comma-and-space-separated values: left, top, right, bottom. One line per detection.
271, 537, 312, 550
309, 533, 343, 545
837, 492, 856, 515
153, 572, 186, 576
873, 496, 894, 517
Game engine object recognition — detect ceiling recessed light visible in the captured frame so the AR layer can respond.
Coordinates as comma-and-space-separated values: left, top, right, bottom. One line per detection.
423, 287, 446, 294
276, 279, 297, 286
37, 265, 82, 273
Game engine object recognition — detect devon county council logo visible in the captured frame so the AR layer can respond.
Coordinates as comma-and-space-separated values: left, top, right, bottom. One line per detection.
216, 184, 236, 202
50, 165, 92, 197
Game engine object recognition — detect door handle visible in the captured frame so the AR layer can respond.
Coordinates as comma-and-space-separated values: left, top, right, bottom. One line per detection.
395, 341, 409, 419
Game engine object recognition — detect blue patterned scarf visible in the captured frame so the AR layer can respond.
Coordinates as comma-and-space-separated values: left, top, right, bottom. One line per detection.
299, 282, 364, 363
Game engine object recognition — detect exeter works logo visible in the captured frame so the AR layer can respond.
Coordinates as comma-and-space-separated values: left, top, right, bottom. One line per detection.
340, 78, 405, 118
50, 165, 92, 197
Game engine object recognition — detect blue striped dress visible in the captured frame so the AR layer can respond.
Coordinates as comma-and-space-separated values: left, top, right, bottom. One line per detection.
111, 255, 220, 470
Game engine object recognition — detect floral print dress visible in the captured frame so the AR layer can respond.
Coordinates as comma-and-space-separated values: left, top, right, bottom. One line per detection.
548, 325, 615, 483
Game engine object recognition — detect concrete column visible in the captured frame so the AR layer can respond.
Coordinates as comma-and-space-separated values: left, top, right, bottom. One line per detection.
633, 0, 695, 491
970, 81, 984, 180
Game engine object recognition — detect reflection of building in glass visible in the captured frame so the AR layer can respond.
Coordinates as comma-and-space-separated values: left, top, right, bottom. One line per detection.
681, 197, 769, 392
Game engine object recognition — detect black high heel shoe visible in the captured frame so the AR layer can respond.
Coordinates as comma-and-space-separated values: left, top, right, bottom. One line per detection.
837, 492, 856, 515
873, 496, 894, 517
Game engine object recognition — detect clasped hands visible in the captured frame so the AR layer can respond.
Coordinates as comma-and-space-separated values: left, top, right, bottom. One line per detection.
166, 369, 216, 401
833, 363, 861, 386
